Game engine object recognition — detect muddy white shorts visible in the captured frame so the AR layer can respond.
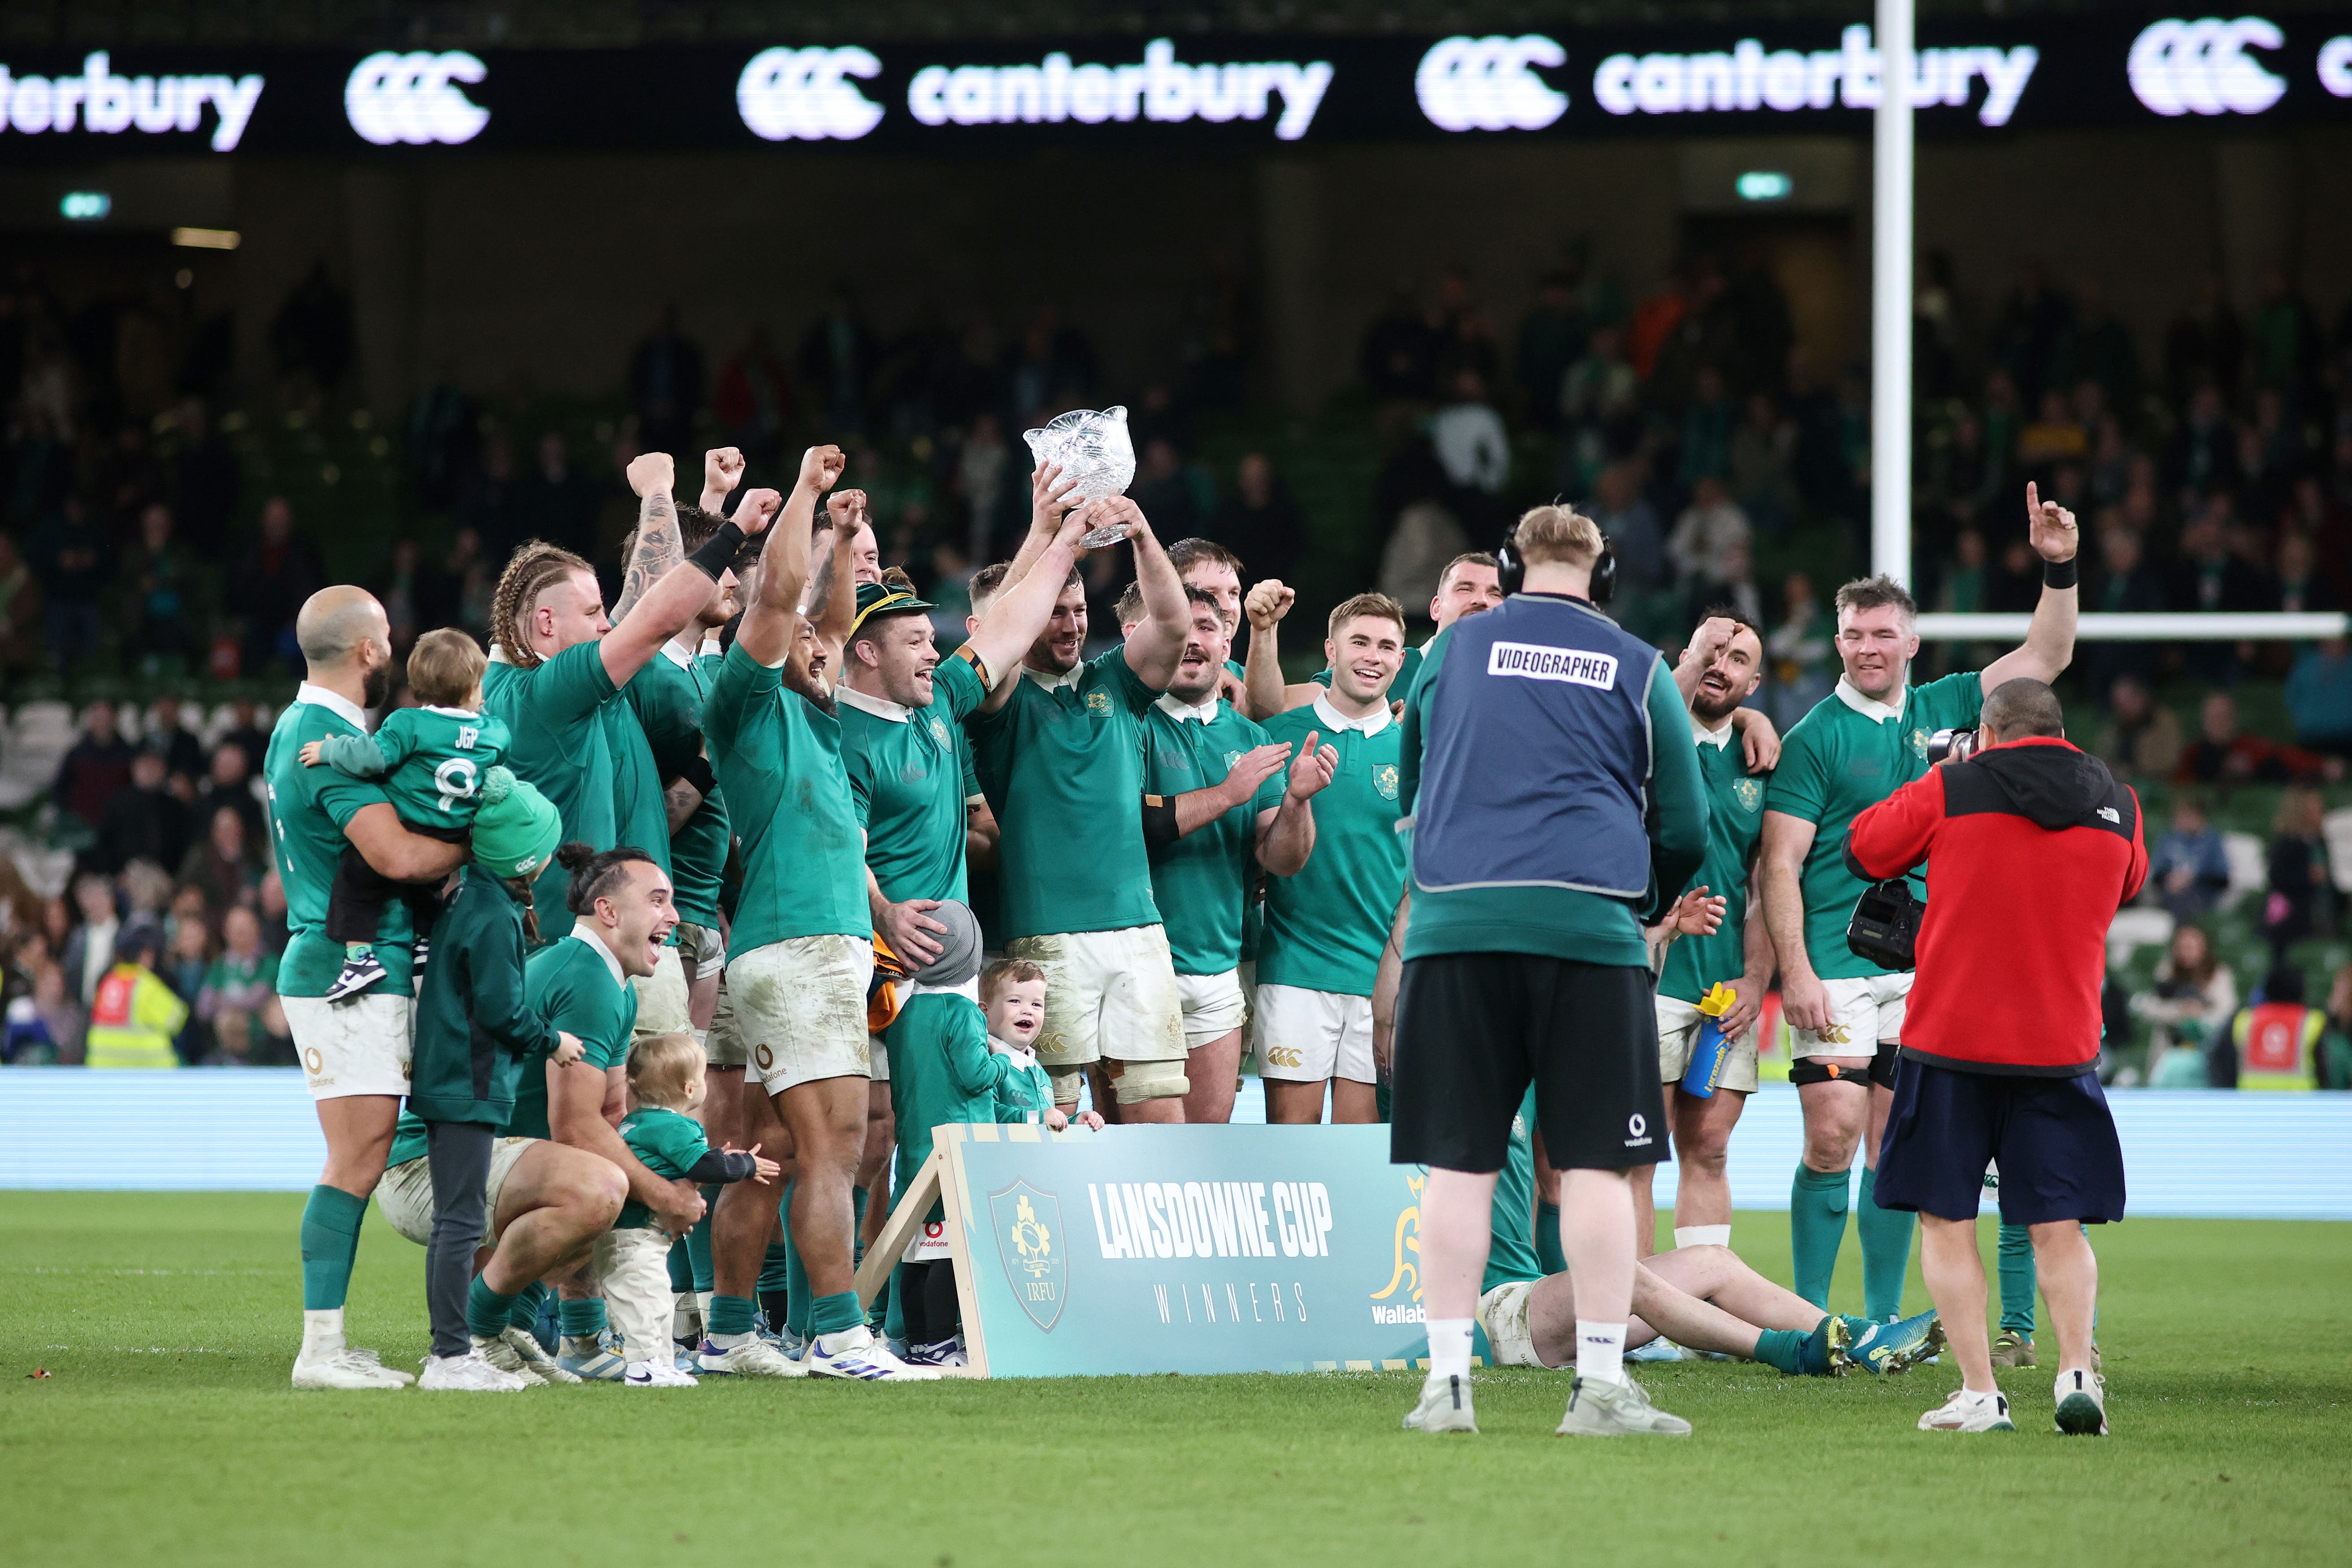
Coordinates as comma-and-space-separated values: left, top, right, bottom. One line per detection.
283, 991, 413, 1100
375, 1137, 540, 1246
728, 934, 875, 1095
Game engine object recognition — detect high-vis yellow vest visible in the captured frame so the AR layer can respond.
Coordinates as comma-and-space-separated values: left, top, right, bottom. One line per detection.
84, 963, 187, 1069
2234, 1002, 2322, 1092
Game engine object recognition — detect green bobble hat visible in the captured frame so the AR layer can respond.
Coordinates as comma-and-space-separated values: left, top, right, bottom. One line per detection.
471, 766, 562, 879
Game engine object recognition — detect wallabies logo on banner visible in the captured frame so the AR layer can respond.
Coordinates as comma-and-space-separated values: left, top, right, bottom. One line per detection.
991, 1179, 1067, 1331
1368, 1170, 1424, 1323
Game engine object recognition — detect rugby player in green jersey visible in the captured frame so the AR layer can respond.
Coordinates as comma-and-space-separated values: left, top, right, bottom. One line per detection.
481, 450, 760, 943
269, 587, 475, 1389
1760, 484, 2079, 1320
968, 481, 1193, 1121
1122, 580, 1333, 1123
1241, 551, 1504, 720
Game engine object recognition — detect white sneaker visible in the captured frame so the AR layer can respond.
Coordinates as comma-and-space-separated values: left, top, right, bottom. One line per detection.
1402, 1372, 1478, 1433
1918, 1387, 2015, 1432
902, 1337, 969, 1370
495, 1327, 581, 1384
696, 1335, 808, 1378
2054, 1368, 2108, 1435
418, 1350, 529, 1392
1477, 1281, 1543, 1369
624, 1358, 699, 1388
806, 1324, 941, 1381
291, 1346, 410, 1390
335, 1344, 415, 1385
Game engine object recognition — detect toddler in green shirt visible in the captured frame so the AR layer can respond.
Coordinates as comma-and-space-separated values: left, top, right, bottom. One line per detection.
985, 958, 1105, 1132
607, 1030, 778, 1387
301, 627, 510, 1002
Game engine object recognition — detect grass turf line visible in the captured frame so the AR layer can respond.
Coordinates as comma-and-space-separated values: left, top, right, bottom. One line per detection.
1, 1193, 2345, 1568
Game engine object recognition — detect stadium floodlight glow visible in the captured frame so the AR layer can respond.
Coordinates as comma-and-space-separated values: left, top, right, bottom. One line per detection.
1591, 26, 2038, 127
344, 51, 489, 146
2315, 35, 2352, 97
1735, 169, 1792, 201
171, 226, 240, 250
1414, 35, 1570, 132
0, 53, 264, 150
906, 38, 1334, 140
2127, 17, 2286, 116
60, 190, 111, 220
737, 46, 884, 141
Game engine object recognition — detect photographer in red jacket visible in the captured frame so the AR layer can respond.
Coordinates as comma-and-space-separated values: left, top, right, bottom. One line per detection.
1846, 678, 2147, 1438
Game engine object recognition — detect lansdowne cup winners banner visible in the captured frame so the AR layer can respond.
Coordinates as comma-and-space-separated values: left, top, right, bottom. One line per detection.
855, 1124, 1436, 1377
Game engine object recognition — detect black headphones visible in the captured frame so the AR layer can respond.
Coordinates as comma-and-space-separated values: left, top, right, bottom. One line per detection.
1497, 518, 1616, 605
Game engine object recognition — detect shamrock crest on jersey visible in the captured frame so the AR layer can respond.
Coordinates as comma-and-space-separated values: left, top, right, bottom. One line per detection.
1086, 689, 1112, 717
1373, 763, 1399, 800
1733, 776, 1764, 813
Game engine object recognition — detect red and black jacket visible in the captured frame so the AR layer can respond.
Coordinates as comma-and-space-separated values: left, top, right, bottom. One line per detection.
1844, 737, 2147, 1076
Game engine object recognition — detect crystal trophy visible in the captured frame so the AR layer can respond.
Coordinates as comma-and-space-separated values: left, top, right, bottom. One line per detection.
1023, 405, 1137, 549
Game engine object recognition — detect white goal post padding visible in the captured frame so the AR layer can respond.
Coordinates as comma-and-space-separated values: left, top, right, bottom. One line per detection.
1914, 612, 2350, 642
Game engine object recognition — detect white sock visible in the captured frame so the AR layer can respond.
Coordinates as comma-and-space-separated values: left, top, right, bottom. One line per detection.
1426, 1317, 1474, 1381
706, 1330, 752, 1349
1575, 1321, 1628, 1385
697, 1290, 715, 1320
1673, 1224, 1731, 1249
301, 1307, 344, 1357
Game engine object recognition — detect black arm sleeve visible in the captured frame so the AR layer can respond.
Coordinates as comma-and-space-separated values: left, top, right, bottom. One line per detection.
1140, 793, 1179, 846
686, 1148, 760, 1184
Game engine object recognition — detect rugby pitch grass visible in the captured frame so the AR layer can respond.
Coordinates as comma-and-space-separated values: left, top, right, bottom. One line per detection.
2, 1193, 2345, 1567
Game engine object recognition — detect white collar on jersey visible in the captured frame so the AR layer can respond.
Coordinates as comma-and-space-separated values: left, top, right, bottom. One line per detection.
988, 1033, 1040, 1068
699, 635, 723, 658
566, 925, 627, 989
487, 644, 514, 665
659, 638, 696, 671
1021, 659, 1089, 692
1314, 689, 1391, 737
1833, 675, 1907, 724
421, 705, 480, 720
295, 682, 369, 733
836, 684, 913, 724
1154, 691, 1222, 725
1691, 712, 1734, 750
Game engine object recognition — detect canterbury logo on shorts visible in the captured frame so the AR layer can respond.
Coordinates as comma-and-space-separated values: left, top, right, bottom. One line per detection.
1264, 1046, 1303, 1068
1485, 642, 1618, 689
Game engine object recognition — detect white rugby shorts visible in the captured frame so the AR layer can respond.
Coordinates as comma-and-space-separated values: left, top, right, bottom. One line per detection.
1006, 924, 1185, 1068
283, 991, 413, 1100
375, 1137, 540, 1247
1253, 983, 1375, 1084
1175, 968, 1248, 1050
728, 934, 874, 1095
1790, 972, 1912, 1059
632, 945, 691, 1042
1655, 993, 1760, 1093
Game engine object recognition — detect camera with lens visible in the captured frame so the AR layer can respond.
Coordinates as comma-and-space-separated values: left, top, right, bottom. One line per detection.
1925, 726, 1976, 765
1847, 876, 1923, 971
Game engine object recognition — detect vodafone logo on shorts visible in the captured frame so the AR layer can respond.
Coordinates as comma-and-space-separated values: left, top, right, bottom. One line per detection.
1415, 35, 1569, 131
345, 51, 489, 145
736, 46, 886, 141
2127, 16, 2287, 117
1625, 1113, 1651, 1148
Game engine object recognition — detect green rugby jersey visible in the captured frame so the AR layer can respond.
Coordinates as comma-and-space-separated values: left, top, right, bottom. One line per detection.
703, 641, 871, 952
1312, 642, 1426, 709
888, 991, 1010, 1212
615, 1105, 710, 1228
484, 643, 620, 941
966, 649, 1164, 942
604, 697, 673, 884
1141, 694, 1285, 976
1397, 627, 1706, 968
841, 653, 988, 908
504, 930, 639, 1141
992, 1041, 1056, 1124
314, 705, 510, 830
1256, 695, 1406, 997
623, 644, 728, 930
263, 684, 415, 998
1764, 673, 1982, 982
1658, 718, 1769, 1005
1484, 1087, 1543, 1292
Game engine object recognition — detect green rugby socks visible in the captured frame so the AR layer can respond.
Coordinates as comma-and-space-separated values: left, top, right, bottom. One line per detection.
1856, 1167, 1915, 1320
508, 1280, 549, 1334
558, 1297, 606, 1351
1998, 1222, 2037, 1334
1536, 1201, 1566, 1277
1752, 1327, 1807, 1376
299, 1184, 367, 1311
706, 1293, 757, 1345
1790, 1162, 1851, 1309
467, 1276, 520, 1340
809, 1290, 863, 1339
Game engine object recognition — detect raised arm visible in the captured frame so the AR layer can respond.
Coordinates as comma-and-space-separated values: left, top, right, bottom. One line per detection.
806, 504, 858, 678
611, 453, 686, 626
736, 446, 841, 667
1241, 579, 1324, 719
1002, 463, 1080, 593
1115, 500, 1187, 691
962, 506, 1090, 687
602, 454, 778, 689
1979, 482, 2081, 692
698, 445, 745, 518
341, 801, 467, 884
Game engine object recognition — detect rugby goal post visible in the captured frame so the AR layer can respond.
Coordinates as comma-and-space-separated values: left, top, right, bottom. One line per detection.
1913, 612, 2350, 642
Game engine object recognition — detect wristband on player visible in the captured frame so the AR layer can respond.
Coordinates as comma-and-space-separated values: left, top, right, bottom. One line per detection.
687, 520, 748, 581
1140, 793, 1179, 846
2042, 556, 2078, 589
678, 754, 716, 799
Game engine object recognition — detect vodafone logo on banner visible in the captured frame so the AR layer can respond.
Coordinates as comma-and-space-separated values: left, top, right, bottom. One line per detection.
1415, 35, 1569, 131
345, 50, 489, 145
736, 45, 885, 141
2127, 16, 2288, 116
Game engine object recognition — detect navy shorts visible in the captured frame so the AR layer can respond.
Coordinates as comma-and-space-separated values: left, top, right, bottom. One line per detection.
1873, 1056, 2126, 1225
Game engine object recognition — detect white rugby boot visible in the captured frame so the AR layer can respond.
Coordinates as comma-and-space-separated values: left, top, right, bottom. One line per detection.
1402, 1373, 1479, 1433
1918, 1387, 2016, 1432
418, 1349, 529, 1392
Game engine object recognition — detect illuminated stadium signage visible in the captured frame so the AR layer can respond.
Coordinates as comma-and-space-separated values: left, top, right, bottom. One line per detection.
1589, 26, 2039, 127
902, 39, 1334, 140
344, 51, 490, 146
2326, 37, 2352, 97
1414, 36, 1570, 133
2127, 17, 2286, 116
736, 46, 884, 141
0, 52, 264, 151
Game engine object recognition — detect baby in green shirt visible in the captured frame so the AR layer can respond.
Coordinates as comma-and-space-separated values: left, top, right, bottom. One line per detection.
985, 958, 1105, 1132
606, 1031, 779, 1387
300, 627, 510, 1003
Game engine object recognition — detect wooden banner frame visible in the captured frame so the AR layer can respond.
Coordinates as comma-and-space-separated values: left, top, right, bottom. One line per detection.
850, 1124, 1009, 1378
